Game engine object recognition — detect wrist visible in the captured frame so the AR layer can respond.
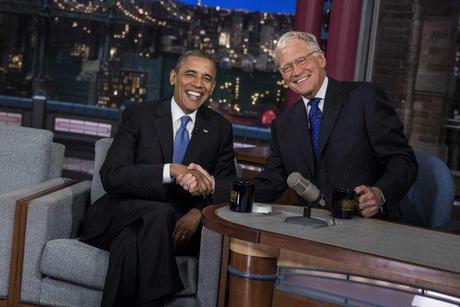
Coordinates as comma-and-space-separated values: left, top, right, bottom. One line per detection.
170, 163, 186, 178
189, 208, 202, 217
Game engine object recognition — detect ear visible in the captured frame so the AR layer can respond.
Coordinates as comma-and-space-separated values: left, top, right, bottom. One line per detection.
169, 69, 176, 85
210, 81, 216, 95
318, 52, 327, 69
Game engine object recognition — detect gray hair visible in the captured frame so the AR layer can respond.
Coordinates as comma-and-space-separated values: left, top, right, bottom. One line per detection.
274, 31, 322, 66
175, 49, 216, 72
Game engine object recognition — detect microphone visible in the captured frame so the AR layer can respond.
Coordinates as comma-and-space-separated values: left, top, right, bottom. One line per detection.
287, 172, 326, 207
284, 172, 329, 228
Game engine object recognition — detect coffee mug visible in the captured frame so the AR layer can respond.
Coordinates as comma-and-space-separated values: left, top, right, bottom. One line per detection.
229, 180, 254, 213
331, 188, 358, 219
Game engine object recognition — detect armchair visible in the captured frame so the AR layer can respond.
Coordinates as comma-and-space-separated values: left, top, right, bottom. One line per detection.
16, 138, 224, 307
0, 125, 67, 306
400, 150, 455, 229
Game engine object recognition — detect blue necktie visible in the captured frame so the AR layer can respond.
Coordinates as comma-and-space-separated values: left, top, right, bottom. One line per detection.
308, 98, 322, 158
173, 115, 191, 163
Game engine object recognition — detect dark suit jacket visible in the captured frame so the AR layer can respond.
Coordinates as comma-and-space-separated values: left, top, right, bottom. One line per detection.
254, 78, 418, 219
82, 100, 236, 239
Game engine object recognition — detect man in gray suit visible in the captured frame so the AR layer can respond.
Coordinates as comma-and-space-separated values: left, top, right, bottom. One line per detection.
253, 31, 418, 219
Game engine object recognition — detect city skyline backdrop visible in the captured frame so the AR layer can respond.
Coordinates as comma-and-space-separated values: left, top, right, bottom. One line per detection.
0, 0, 296, 131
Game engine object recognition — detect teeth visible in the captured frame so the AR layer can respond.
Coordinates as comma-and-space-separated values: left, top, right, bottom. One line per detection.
295, 76, 308, 84
186, 90, 202, 97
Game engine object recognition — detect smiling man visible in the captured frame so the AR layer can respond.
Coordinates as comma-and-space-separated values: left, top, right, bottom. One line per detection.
80, 50, 236, 307
253, 31, 418, 220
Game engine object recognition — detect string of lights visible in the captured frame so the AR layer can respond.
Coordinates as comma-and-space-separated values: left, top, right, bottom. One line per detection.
50, 0, 191, 26
115, 1, 147, 24
52, 0, 103, 14
159, 0, 192, 22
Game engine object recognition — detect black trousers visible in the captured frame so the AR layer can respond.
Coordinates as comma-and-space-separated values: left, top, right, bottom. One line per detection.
81, 199, 199, 307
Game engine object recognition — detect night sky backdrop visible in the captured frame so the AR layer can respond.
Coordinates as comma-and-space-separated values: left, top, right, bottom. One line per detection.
179, 0, 296, 14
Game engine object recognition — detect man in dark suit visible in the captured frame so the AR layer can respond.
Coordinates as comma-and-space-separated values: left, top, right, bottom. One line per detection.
80, 50, 236, 306
253, 31, 418, 219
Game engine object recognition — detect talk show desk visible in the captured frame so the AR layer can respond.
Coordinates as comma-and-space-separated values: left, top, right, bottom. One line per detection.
202, 204, 460, 307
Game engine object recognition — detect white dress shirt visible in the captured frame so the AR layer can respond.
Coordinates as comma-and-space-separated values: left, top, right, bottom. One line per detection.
163, 98, 197, 183
302, 77, 328, 116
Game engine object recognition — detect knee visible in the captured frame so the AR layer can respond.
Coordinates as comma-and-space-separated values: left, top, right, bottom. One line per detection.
143, 203, 176, 225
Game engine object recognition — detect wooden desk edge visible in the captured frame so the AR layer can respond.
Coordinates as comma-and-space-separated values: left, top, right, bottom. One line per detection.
202, 204, 260, 242
203, 204, 460, 296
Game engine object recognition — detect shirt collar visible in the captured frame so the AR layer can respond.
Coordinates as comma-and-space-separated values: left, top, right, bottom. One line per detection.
171, 97, 197, 124
302, 76, 329, 108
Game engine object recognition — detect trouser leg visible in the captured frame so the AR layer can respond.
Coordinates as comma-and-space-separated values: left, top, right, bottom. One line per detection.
83, 200, 184, 306
101, 224, 139, 307
137, 205, 184, 303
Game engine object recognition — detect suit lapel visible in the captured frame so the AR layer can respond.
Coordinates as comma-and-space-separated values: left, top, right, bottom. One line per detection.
182, 107, 211, 165
152, 100, 174, 162
291, 100, 315, 175
318, 79, 346, 158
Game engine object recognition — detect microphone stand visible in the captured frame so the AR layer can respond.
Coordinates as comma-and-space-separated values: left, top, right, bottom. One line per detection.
285, 203, 329, 228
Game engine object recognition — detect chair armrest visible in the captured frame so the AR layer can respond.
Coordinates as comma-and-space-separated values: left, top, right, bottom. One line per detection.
20, 180, 91, 304
26, 180, 91, 241
197, 226, 223, 307
0, 178, 70, 301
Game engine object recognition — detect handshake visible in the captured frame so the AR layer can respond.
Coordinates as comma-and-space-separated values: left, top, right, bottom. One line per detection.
170, 163, 214, 196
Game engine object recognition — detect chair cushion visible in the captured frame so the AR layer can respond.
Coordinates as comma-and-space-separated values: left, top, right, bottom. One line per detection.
40, 239, 198, 295
40, 239, 109, 290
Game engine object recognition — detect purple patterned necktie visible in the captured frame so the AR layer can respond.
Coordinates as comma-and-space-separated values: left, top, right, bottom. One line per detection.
308, 98, 322, 158
173, 115, 191, 163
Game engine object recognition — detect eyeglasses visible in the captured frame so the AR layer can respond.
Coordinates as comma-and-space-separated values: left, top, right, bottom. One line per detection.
279, 50, 321, 76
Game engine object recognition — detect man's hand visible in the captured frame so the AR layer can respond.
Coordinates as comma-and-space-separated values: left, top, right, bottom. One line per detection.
170, 163, 213, 195
354, 185, 384, 218
173, 208, 202, 249
170, 163, 189, 178
176, 163, 215, 196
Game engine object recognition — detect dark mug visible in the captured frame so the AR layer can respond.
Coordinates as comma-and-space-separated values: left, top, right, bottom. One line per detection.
331, 188, 358, 219
229, 180, 254, 213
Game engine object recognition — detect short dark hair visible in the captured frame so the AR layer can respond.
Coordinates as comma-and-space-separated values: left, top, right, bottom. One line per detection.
174, 50, 216, 72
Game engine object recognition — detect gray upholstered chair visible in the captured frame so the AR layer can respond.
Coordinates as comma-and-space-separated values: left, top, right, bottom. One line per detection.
17, 138, 224, 307
0, 125, 66, 305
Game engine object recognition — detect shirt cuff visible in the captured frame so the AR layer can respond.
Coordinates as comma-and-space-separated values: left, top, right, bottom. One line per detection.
163, 163, 172, 184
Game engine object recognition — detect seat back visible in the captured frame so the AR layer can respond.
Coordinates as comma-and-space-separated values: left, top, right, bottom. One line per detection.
0, 125, 54, 194
90, 138, 113, 204
400, 151, 455, 229
49, 143, 65, 179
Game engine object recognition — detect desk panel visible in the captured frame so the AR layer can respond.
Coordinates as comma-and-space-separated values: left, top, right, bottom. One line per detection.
203, 204, 460, 304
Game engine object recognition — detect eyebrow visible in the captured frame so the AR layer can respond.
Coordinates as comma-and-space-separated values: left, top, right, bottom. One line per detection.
184, 69, 214, 80
184, 69, 197, 74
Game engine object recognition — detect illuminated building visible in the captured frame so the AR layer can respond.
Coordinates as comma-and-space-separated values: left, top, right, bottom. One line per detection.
97, 64, 147, 108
